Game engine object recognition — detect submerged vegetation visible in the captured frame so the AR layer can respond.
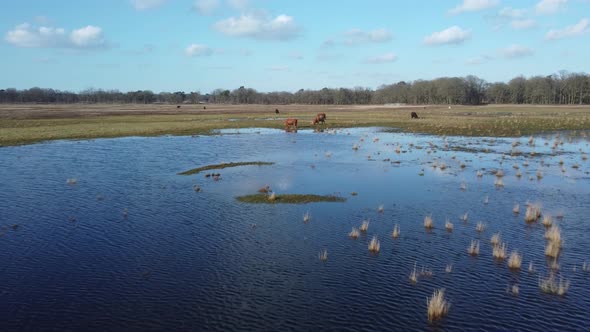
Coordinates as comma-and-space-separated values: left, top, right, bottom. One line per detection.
178, 161, 274, 175
236, 193, 346, 204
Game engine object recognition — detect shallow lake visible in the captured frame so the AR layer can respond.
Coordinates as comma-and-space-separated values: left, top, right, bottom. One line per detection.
1, 128, 589, 331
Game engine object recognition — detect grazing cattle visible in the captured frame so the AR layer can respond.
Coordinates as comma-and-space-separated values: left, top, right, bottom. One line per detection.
411, 112, 419, 119
275, 108, 280, 114
177, 105, 181, 109
312, 113, 327, 125
203, 106, 206, 110
285, 118, 298, 131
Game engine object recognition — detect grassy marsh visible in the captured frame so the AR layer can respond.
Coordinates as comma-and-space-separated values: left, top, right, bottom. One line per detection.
178, 161, 274, 175
3, 103, 590, 146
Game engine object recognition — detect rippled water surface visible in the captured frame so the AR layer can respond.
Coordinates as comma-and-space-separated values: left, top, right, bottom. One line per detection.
1, 128, 590, 331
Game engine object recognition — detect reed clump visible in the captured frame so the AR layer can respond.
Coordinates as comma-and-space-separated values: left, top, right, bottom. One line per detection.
360, 220, 369, 232
493, 242, 507, 260
525, 203, 542, 223
368, 236, 380, 253
468, 240, 480, 256
508, 251, 522, 269
318, 249, 328, 262
349, 227, 360, 239
392, 224, 400, 239
539, 274, 569, 296
427, 289, 450, 321
424, 215, 434, 229
542, 214, 553, 227
490, 232, 501, 246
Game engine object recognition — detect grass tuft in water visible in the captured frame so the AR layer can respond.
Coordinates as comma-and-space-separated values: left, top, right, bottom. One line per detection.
318, 249, 328, 262
424, 215, 434, 229
349, 227, 360, 239
542, 214, 553, 227
539, 274, 569, 296
236, 193, 346, 204
493, 242, 507, 260
360, 219, 370, 232
525, 203, 542, 223
427, 289, 450, 321
368, 236, 380, 253
445, 219, 453, 232
392, 224, 400, 239
468, 240, 480, 256
178, 161, 274, 175
303, 211, 311, 223
508, 251, 522, 269
490, 232, 501, 246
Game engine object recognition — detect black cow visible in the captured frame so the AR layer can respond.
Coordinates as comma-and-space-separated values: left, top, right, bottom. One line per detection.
177, 105, 181, 109
275, 108, 280, 114
411, 112, 419, 119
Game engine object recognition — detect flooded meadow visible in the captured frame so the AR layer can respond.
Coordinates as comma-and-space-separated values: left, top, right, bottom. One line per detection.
1, 127, 589, 331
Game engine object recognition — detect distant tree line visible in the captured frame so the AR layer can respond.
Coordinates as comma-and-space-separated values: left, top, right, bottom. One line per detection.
1, 71, 589, 105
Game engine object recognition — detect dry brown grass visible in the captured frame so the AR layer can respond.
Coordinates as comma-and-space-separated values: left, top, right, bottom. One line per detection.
525, 203, 542, 223
490, 232, 501, 246
508, 251, 522, 269
445, 219, 454, 232
409, 262, 418, 283
424, 215, 434, 229
368, 236, 381, 253
360, 220, 370, 232
513, 203, 520, 214
349, 227, 360, 239
493, 243, 507, 260
427, 289, 450, 321
539, 274, 569, 296
392, 224, 400, 239
476, 222, 486, 233
468, 240, 480, 256
318, 249, 328, 262
542, 214, 553, 227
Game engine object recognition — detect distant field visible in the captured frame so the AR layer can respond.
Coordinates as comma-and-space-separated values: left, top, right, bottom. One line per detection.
1, 103, 590, 146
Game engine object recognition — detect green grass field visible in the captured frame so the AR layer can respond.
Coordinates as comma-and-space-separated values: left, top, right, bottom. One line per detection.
1, 104, 590, 146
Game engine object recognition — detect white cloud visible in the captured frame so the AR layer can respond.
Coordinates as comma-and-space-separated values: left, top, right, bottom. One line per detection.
545, 18, 590, 39
511, 19, 537, 29
466, 55, 493, 65
499, 7, 527, 19
342, 28, 392, 45
449, 0, 500, 14
535, 0, 567, 15
5, 23, 107, 49
130, 0, 166, 10
499, 44, 534, 58
185, 44, 213, 56
214, 13, 300, 40
424, 26, 471, 45
70, 26, 104, 47
365, 53, 398, 64
193, 0, 219, 15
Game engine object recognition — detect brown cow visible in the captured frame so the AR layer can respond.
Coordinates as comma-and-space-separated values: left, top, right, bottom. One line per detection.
411, 112, 419, 119
312, 113, 327, 125
285, 118, 298, 131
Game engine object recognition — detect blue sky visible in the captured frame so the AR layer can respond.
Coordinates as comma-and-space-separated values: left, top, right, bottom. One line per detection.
0, 0, 589, 93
